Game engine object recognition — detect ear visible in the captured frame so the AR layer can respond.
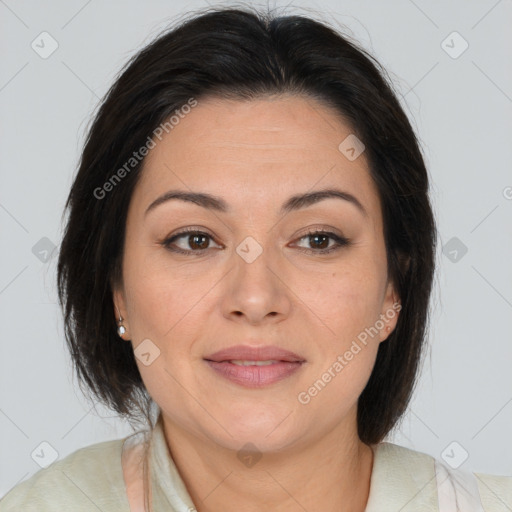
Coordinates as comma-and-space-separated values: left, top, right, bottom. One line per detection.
378, 279, 401, 343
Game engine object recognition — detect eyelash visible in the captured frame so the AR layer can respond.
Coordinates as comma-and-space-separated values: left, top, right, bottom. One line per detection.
160, 227, 351, 256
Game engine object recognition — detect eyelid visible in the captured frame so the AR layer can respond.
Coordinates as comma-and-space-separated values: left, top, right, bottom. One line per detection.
292, 224, 346, 240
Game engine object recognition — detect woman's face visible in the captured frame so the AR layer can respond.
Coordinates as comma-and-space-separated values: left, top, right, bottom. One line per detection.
114, 94, 400, 452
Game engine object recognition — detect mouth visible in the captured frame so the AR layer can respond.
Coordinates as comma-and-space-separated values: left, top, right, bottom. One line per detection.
204, 344, 305, 388
204, 344, 305, 363
225, 359, 283, 366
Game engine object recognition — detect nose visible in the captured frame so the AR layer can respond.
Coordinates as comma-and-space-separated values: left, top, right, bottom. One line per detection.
220, 240, 292, 326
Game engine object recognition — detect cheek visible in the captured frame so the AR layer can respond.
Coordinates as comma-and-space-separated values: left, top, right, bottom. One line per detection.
299, 295, 381, 414
122, 238, 189, 324
122, 247, 224, 371
297, 332, 379, 423
305, 263, 385, 406
122, 258, 207, 414
299, 262, 385, 342
323, 349, 378, 410
124, 268, 204, 342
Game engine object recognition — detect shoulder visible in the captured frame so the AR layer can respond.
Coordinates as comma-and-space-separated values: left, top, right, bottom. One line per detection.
375, 440, 435, 464
372, 442, 512, 512
0, 437, 130, 512
474, 472, 512, 512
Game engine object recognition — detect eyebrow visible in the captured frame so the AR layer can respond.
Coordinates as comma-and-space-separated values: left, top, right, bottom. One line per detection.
144, 188, 368, 218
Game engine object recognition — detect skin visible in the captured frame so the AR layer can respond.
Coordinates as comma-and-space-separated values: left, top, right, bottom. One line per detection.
113, 94, 400, 512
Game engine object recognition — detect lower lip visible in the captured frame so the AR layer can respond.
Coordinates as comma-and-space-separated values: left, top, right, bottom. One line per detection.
205, 360, 304, 388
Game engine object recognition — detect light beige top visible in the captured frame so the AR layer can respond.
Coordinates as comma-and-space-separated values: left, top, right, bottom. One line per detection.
1, 413, 511, 511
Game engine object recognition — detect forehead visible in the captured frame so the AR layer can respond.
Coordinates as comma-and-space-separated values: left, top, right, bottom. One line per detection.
133, 94, 381, 222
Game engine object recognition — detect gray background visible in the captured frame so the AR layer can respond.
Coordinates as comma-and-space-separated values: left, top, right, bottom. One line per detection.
1, 0, 511, 497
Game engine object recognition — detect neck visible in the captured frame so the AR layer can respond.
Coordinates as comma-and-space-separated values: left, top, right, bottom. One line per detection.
161, 416, 375, 512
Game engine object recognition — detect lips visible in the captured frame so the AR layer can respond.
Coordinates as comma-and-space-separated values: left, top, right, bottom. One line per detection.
204, 345, 305, 363
204, 345, 305, 388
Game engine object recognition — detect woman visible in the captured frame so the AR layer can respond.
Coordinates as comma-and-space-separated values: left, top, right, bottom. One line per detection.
1, 6, 510, 512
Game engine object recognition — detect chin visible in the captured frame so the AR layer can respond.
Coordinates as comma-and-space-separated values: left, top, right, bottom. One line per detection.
215, 408, 298, 446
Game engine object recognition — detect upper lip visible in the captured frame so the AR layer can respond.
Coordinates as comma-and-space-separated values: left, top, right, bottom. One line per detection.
204, 345, 305, 363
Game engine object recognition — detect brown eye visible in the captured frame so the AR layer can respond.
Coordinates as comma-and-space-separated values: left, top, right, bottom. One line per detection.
293, 230, 351, 255
162, 230, 221, 255
186, 233, 210, 250
161, 228, 350, 256
307, 233, 330, 250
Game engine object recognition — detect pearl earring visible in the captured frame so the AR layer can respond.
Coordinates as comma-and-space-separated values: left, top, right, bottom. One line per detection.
115, 305, 126, 338
117, 316, 126, 337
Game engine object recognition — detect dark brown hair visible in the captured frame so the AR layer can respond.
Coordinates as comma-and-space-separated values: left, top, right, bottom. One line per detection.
57, 5, 437, 454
